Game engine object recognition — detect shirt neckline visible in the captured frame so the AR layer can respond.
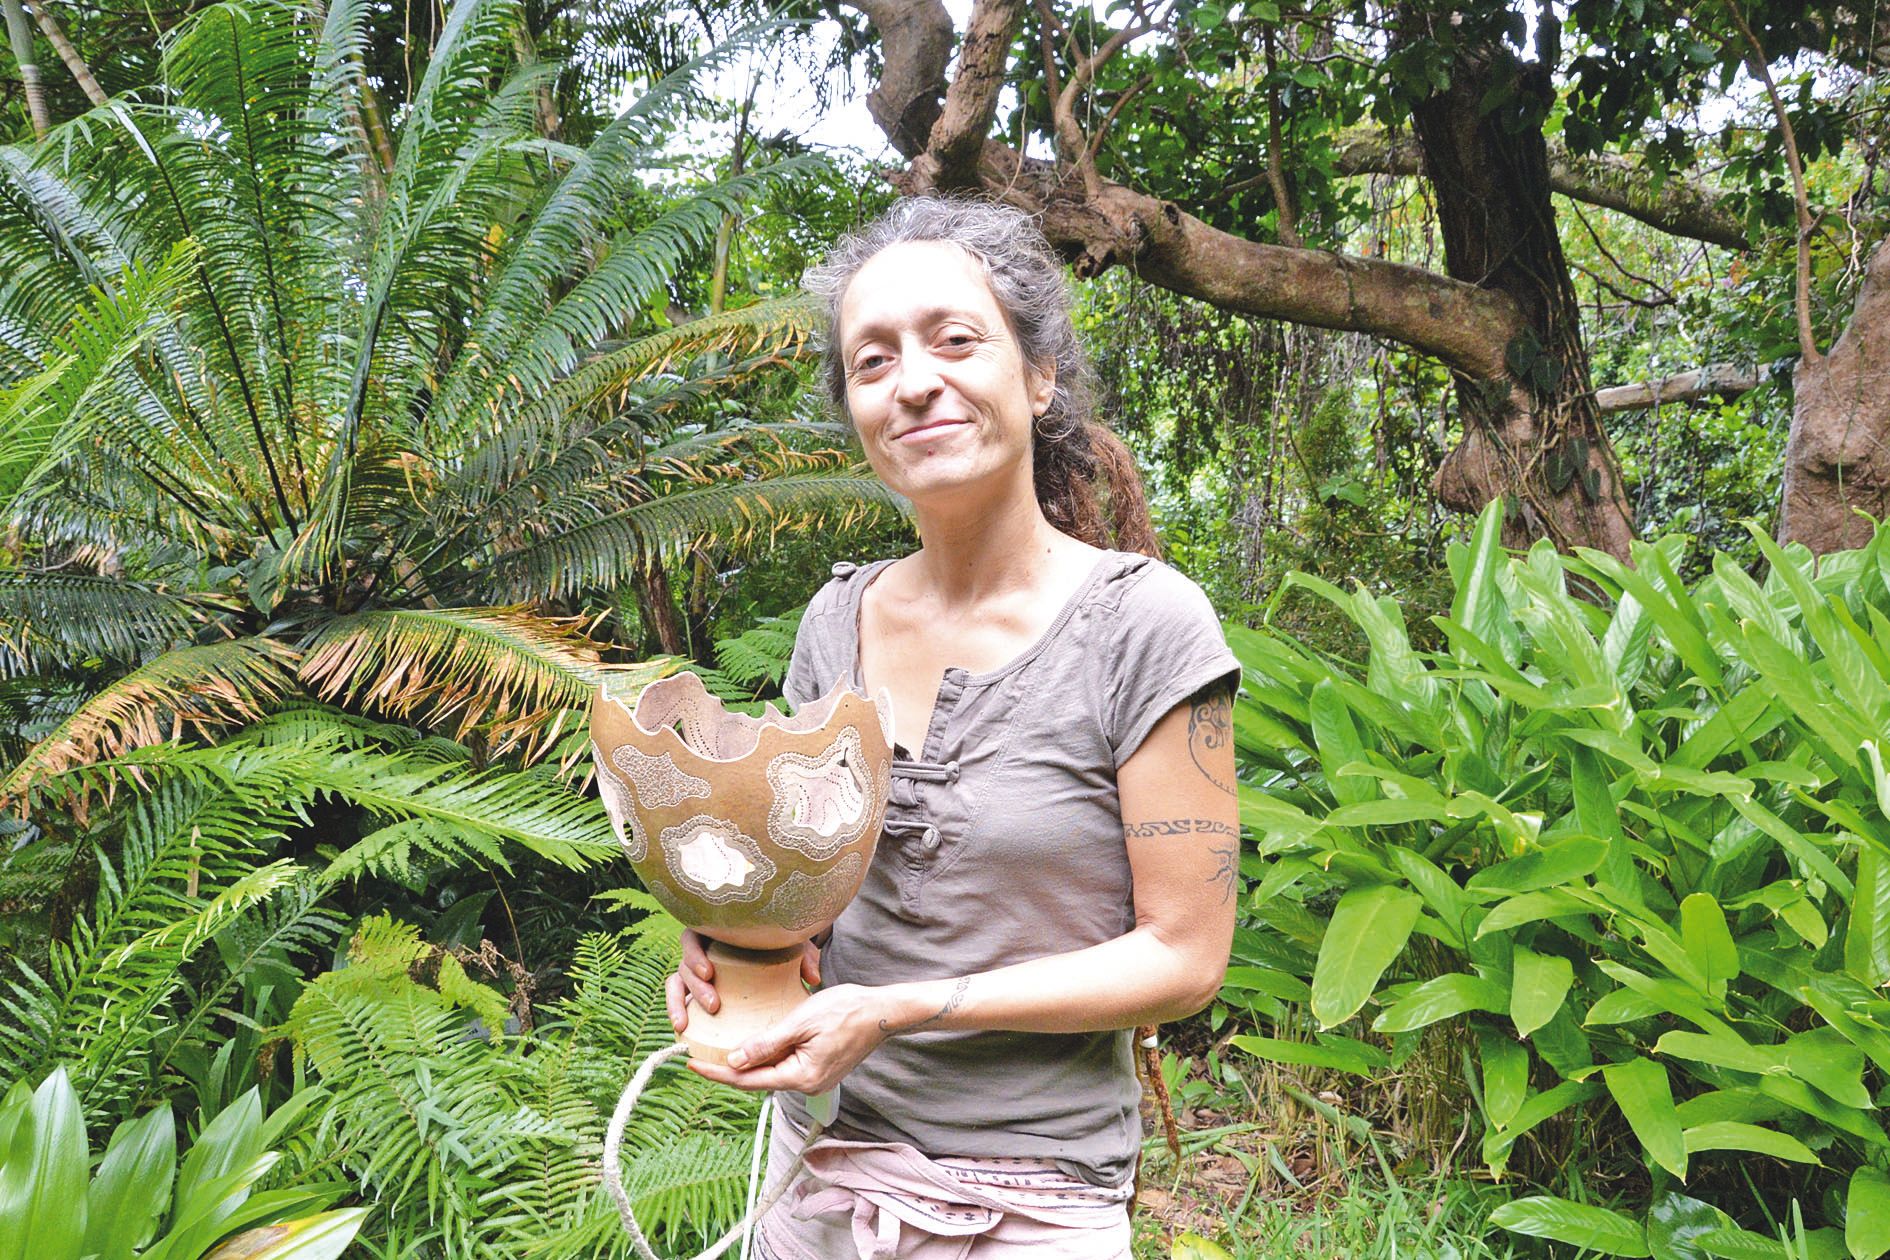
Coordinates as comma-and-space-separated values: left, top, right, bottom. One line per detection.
847, 549, 1135, 694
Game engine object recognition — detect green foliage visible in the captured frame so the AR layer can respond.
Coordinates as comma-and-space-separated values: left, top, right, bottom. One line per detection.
283, 911, 758, 1257
1229, 499, 1890, 1249
0, 1067, 365, 1260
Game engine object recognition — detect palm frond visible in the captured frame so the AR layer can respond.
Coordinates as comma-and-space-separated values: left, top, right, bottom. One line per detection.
298, 607, 669, 761
0, 571, 206, 675
484, 468, 906, 600
0, 636, 299, 809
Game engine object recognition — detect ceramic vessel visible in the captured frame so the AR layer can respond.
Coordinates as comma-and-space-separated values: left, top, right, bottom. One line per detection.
590, 672, 893, 1062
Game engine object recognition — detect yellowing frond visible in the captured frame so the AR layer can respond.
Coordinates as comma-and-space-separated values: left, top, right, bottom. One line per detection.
298, 606, 672, 762
1, 637, 299, 812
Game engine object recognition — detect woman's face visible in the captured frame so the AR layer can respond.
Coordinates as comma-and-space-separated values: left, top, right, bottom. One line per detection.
835, 241, 1055, 510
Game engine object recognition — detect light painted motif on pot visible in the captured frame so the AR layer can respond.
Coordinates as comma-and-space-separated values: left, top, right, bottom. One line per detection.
659, 815, 775, 904
766, 726, 871, 858
610, 743, 712, 810
593, 743, 647, 861
764, 853, 864, 932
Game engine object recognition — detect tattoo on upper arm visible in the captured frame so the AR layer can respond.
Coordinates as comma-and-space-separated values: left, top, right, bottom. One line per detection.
880, 975, 970, 1033
1124, 818, 1238, 839
1208, 840, 1238, 905
1187, 689, 1235, 795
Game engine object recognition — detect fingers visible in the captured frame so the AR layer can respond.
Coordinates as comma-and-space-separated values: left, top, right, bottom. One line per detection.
689, 1058, 810, 1093
800, 943, 822, 988
665, 970, 688, 1034
681, 929, 713, 982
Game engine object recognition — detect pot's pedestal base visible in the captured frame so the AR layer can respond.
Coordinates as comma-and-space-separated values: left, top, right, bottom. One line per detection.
682, 942, 810, 1067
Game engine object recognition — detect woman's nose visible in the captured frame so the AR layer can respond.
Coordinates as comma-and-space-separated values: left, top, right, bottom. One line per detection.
891, 346, 944, 407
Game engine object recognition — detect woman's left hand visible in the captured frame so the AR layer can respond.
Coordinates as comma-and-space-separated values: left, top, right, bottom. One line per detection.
686, 983, 893, 1095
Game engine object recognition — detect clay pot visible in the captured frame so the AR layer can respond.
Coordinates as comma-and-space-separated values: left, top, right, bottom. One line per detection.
589, 673, 893, 951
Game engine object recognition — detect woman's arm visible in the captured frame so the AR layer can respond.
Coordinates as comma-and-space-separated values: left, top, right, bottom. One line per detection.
688, 683, 1238, 1095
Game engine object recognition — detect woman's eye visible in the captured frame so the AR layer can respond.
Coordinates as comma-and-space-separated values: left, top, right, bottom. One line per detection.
854, 354, 889, 372
942, 333, 977, 349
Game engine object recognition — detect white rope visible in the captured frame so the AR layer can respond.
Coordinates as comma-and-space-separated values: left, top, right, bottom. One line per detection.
603, 1043, 821, 1260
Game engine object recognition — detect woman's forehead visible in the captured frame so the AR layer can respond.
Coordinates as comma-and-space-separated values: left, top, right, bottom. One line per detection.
840, 242, 1000, 339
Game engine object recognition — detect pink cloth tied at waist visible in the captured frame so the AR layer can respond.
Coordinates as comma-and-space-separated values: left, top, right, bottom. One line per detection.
758, 1112, 1132, 1260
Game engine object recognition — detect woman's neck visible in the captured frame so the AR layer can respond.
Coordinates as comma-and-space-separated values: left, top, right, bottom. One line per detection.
906, 489, 1077, 606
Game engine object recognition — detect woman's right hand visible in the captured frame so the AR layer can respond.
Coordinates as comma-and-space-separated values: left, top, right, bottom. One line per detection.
664, 929, 824, 1035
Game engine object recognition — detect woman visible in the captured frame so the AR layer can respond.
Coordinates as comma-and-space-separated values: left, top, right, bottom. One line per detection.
664, 197, 1240, 1258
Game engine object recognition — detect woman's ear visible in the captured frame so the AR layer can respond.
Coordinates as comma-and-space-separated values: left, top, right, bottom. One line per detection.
1027, 361, 1057, 417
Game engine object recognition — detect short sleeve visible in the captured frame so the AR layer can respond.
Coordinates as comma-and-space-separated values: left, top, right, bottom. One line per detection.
781, 567, 854, 711
1104, 561, 1241, 768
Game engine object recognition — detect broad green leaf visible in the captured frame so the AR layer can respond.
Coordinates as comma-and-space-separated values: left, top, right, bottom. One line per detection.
1587, 987, 1665, 1025
1655, 1029, 1780, 1075
1391, 846, 1479, 948
1778, 897, 1830, 949
1681, 1121, 1819, 1164
1647, 1193, 1736, 1260
200, 1207, 370, 1260
1849, 1167, 1890, 1260
1680, 893, 1740, 998
83, 1106, 176, 1260
1478, 889, 1593, 936
1783, 1027, 1872, 1109
1604, 1057, 1687, 1180
1171, 1234, 1235, 1260
1219, 966, 1311, 1003
1846, 844, 1890, 987
1489, 1195, 1649, 1256
0, 1068, 89, 1260
1308, 680, 1371, 807
1511, 945, 1574, 1039
1310, 885, 1422, 1028
1228, 1035, 1387, 1078
1371, 973, 1506, 1033
1479, 1029, 1529, 1129
1449, 499, 1519, 666
1467, 836, 1608, 895
1696, 1227, 1788, 1260
174, 1089, 265, 1223
1484, 1080, 1601, 1170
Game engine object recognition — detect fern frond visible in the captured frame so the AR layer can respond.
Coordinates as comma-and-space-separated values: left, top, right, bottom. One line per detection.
0, 775, 299, 1108
0, 636, 299, 809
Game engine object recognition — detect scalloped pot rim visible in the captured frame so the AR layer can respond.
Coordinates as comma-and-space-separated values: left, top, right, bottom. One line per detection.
595, 671, 894, 764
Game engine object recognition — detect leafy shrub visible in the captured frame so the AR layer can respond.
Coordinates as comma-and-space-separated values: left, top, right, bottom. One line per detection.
1229, 500, 1890, 1258
0, 1068, 364, 1260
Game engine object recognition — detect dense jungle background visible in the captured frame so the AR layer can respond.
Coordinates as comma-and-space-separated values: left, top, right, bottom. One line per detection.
0, 1, 1887, 1256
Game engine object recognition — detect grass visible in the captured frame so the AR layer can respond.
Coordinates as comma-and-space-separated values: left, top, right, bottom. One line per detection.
1131, 1169, 1520, 1260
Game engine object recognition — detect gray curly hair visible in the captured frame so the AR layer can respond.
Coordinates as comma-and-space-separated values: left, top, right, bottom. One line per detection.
801, 197, 1156, 556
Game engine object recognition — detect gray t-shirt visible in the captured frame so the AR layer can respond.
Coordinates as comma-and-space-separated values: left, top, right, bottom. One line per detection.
776, 549, 1241, 1187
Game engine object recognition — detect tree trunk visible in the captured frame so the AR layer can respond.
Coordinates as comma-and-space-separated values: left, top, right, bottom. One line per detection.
1779, 238, 1890, 554
3, 0, 47, 139
1406, 28, 1634, 555
628, 554, 686, 657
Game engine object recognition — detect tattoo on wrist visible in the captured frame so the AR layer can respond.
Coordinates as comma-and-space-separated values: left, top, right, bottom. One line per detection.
881, 975, 970, 1034
1187, 690, 1235, 795
1208, 840, 1239, 905
1124, 818, 1238, 839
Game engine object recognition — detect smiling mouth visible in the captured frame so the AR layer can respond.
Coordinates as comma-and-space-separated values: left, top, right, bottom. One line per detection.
897, 419, 969, 441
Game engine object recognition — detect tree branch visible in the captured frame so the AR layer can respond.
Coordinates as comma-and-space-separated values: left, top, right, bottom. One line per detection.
846, 0, 1523, 379
1333, 125, 1751, 251
1728, 3, 1819, 364
1594, 363, 1762, 413
927, 0, 1025, 188
850, 0, 952, 158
